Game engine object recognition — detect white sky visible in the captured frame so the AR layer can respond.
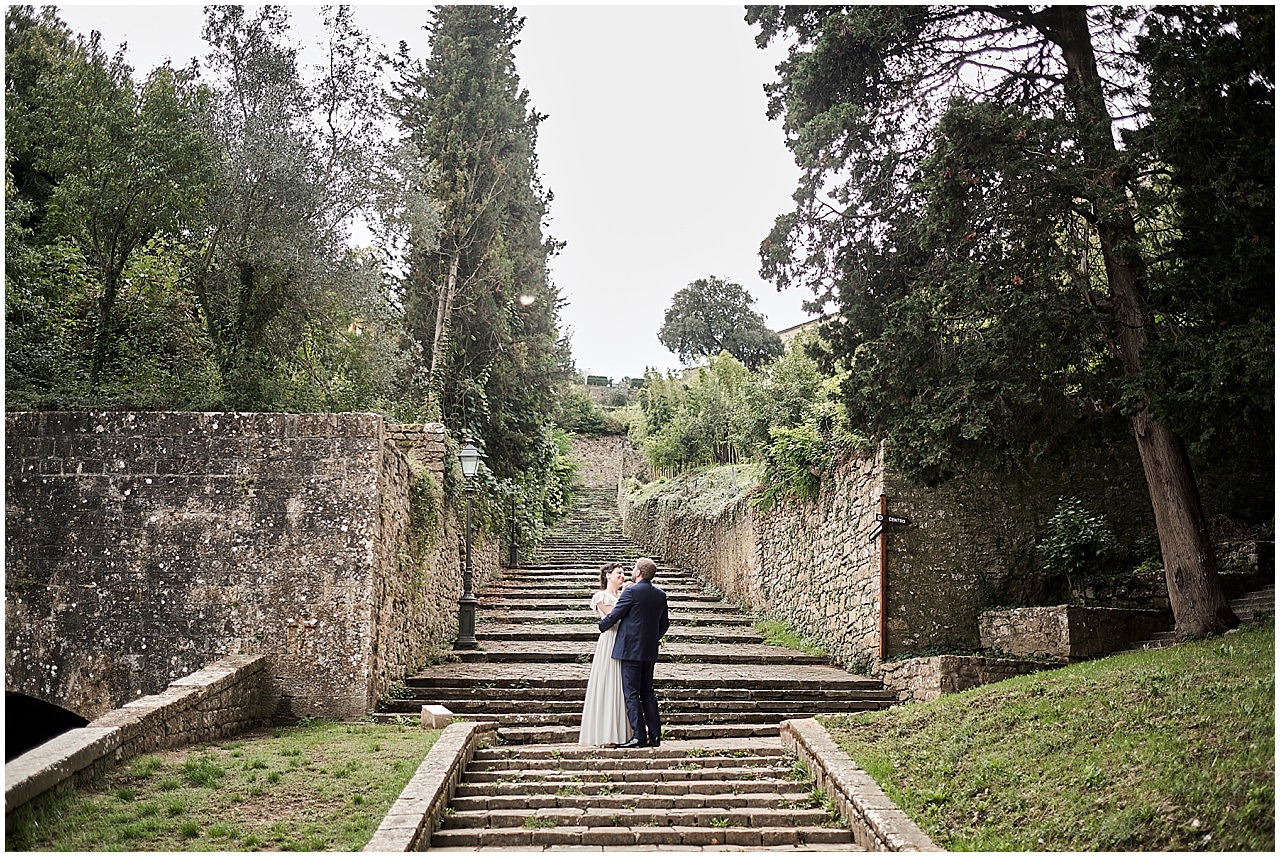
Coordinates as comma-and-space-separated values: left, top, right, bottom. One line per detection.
52, 2, 812, 382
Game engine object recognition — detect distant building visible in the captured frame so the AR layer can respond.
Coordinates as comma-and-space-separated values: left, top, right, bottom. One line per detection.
776, 317, 825, 349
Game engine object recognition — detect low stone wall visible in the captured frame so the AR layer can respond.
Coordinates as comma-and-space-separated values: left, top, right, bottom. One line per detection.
781, 718, 941, 851
5, 655, 277, 814
363, 720, 499, 852
979, 606, 1171, 660
877, 655, 1062, 704
5, 412, 496, 723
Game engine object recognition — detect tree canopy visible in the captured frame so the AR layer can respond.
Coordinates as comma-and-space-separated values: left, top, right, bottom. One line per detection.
658, 275, 784, 370
748, 4, 1273, 636
393, 4, 572, 481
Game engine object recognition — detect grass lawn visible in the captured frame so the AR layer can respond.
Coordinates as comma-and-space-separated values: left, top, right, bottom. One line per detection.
822, 621, 1274, 851
5, 719, 441, 851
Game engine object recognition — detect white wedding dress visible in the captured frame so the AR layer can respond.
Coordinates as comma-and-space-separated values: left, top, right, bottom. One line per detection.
578, 590, 632, 745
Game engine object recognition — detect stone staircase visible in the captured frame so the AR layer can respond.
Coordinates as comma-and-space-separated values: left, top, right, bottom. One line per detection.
385, 487, 894, 850
430, 738, 857, 850
1130, 585, 1274, 651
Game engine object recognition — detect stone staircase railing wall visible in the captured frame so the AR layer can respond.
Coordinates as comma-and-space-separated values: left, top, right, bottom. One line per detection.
5, 655, 277, 815
620, 442, 1160, 672
5, 411, 496, 724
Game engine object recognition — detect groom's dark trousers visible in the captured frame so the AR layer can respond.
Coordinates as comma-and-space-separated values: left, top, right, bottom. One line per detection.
619, 659, 660, 744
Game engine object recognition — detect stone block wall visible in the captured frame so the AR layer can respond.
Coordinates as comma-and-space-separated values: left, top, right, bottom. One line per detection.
621, 442, 1158, 669
622, 453, 885, 671
569, 435, 630, 490
877, 654, 1059, 704
979, 605, 1171, 660
5, 412, 494, 722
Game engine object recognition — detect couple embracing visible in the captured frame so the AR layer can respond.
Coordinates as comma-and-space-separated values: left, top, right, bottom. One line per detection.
578, 557, 669, 748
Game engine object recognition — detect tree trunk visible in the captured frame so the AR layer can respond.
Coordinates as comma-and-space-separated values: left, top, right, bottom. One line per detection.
427, 250, 460, 396
1046, 6, 1238, 636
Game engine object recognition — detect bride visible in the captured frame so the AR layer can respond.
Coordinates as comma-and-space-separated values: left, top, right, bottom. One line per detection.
578, 562, 632, 746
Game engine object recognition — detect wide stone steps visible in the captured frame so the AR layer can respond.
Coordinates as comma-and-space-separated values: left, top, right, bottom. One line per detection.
479, 609, 754, 627
427, 739, 863, 851
406, 485, 889, 850
475, 623, 763, 643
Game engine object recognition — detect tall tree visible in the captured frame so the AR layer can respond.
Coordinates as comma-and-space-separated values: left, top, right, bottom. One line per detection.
658, 275, 785, 370
192, 4, 415, 409
393, 5, 570, 479
749, 5, 1272, 637
5, 5, 212, 388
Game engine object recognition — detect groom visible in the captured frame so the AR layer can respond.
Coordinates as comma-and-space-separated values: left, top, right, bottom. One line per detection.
598, 557, 669, 748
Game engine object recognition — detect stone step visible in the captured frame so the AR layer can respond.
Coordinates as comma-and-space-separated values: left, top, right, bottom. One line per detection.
449, 789, 814, 812
479, 610, 754, 627
490, 723, 783, 744
451, 640, 832, 665
476, 623, 763, 643
1126, 586, 1274, 651
405, 662, 887, 691
478, 600, 740, 614
381, 699, 894, 720
428, 823, 856, 850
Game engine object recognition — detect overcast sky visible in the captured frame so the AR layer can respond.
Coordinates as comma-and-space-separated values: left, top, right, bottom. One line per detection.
53, 3, 812, 382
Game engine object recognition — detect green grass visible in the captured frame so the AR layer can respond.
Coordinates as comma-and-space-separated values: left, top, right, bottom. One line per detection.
5, 720, 442, 852
822, 622, 1274, 851
753, 617, 829, 657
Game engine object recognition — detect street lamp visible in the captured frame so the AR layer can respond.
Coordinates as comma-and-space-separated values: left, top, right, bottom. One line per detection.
455, 438, 483, 650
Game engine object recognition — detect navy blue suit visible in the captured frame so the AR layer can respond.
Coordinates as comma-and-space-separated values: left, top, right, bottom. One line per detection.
599, 579, 669, 744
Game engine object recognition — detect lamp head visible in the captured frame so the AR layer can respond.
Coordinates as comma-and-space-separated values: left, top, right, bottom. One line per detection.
458, 439, 483, 478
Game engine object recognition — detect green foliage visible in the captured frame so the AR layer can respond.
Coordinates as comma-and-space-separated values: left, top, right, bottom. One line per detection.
633, 348, 865, 507
753, 618, 828, 657
4, 5, 426, 417
657, 275, 784, 370
1037, 498, 1120, 595
747, 5, 1272, 497
553, 384, 608, 435
393, 5, 571, 482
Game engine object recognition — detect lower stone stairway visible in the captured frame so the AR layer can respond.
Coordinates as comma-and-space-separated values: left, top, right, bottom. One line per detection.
1129, 585, 1274, 651
384, 487, 893, 850
430, 737, 859, 850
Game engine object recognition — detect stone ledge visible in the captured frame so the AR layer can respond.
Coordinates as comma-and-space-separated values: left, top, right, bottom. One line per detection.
780, 718, 942, 852
363, 720, 499, 852
4, 655, 276, 815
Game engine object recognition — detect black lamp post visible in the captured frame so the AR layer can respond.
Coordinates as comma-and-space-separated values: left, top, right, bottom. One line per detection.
455, 438, 483, 650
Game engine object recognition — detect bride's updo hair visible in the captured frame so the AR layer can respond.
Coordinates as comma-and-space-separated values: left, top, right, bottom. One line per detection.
599, 561, 622, 590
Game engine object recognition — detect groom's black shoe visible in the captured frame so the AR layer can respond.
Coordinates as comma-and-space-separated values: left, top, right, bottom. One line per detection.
617, 738, 645, 749
648, 738, 661, 748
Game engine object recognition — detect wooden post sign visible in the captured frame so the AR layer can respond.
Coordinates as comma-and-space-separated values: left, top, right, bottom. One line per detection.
874, 501, 910, 660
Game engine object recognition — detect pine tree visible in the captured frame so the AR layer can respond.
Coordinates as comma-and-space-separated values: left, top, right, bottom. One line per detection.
393, 5, 569, 478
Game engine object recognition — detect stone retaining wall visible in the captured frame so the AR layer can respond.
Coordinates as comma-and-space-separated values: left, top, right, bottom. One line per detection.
877, 654, 1062, 704
5, 655, 277, 814
620, 443, 1157, 669
5, 412, 496, 723
363, 720, 499, 852
979, 605, 1172, 660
